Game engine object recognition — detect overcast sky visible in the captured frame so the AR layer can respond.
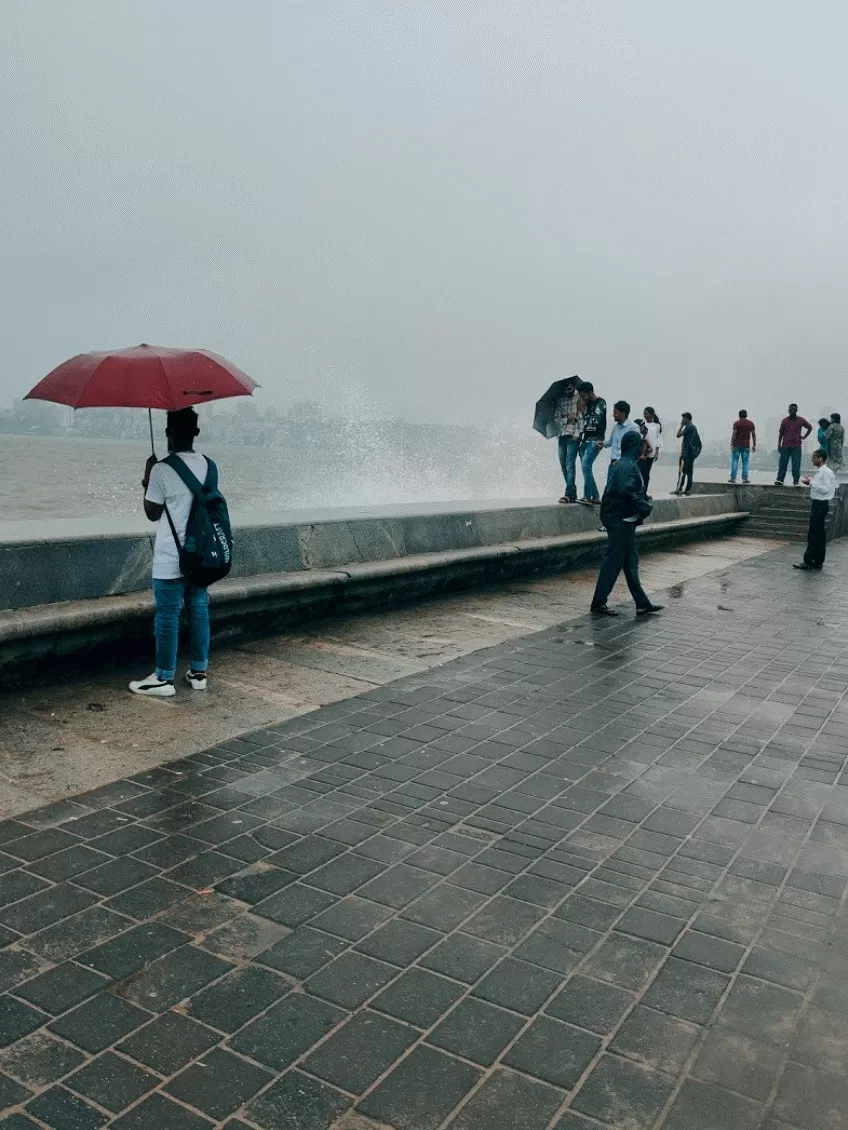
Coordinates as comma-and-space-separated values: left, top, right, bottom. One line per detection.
2, 1, 847, 435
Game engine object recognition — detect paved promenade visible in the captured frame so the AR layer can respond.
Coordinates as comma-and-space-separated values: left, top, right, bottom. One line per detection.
1, 539, 847, 1128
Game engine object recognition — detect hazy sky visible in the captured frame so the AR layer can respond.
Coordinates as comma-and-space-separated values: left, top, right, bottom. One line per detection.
3, 1, 847, 436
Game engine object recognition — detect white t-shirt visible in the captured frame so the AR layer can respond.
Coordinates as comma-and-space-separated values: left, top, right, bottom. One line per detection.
145, 452, 209, 580
644, 422, 663, 458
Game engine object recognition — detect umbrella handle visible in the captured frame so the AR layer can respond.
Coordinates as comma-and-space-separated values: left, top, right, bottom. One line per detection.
148, 408, 157, 457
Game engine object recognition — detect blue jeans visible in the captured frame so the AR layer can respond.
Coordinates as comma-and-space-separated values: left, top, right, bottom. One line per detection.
153, 579, 210, 681
558, 435, 580, 500
580, 440, 602, 501
730, 447, 750, 482
777, 446, 801, 484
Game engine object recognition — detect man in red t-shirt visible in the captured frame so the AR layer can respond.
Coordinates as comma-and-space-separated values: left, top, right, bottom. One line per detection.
729, 410, 756, 483
776, 403, 812, 485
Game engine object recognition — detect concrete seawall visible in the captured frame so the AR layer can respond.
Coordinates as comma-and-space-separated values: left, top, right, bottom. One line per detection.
0, 496, 747, 686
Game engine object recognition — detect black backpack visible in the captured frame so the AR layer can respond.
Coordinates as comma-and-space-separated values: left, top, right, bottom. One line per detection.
162, 455, 233, 586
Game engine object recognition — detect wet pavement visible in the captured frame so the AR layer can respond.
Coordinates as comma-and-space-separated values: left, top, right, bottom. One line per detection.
0, 536, 775, 819
1, 538, 847, 1128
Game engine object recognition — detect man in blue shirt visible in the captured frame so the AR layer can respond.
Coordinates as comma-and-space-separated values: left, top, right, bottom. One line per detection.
599, 400, 641, 474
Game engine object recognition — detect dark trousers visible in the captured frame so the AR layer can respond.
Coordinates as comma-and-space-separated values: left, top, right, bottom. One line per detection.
640, 459, 655, 492
804, 500, 829, 568
777, 446, 802, 484
557, 435, 580, 500
676, 455, 694, 493
592, 520, 650, 610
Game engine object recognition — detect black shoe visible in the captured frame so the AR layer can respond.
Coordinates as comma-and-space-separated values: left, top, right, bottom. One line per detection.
590, 605, 618, 617
793, 563, 812, 570
637, 604, 664, 615
773, 481, 783, 486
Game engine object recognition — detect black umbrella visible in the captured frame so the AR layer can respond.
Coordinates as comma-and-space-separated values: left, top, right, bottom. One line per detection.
533, 376, 583, 438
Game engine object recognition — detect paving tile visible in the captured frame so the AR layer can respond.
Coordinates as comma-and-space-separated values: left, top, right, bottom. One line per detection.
199, 912, 290, 961
610, 1005, 701, 1074
25, 1085, 108, 1129
446, 1069, 565, 1130
25, 847, 112, 883
672, 929, 746, 972
0, 1117, 41, 1130
117, 1010, 220, 1074
229, 993, 346, 1070
372, 967, 465, 1028
77, 922, 188, 979
108, 1092, 214, 1130
257, 927, 348, 980
359, 1044, 482, 1130
571, 1052, 674, 1125
213, 864, 299, 905
0, 1072, 31, 1109
642, 956, 730, 1024
165, 1047, 274, 1119
310, 896, 393, 941
113, 946, 233, 1011
0, 1032, 86, 1087
715, 974, 804, 1047
48, 994, 149, 1053
449, 863, 512, 895
664, 1078, 764, 1130
307, 952, 397, 1008
305, 853, 386, 896
513, 918, 599, 976
581, 933, 666, 992
253, 884, 337, 928
400, 884, 487, 931
65, 1052, 158, 1113
266, 837, 346, 874
419, 934, 505, 984
0, 997, 48, 1048
357, 865, 440, 908
463, 897, 546, 947
472, 956, 563, 1016
104, 877, 192, 920
3, 830, 81, 863
742, 946, 814, 992
0, 884, 97, 936
11, 963, 109, 1015
693, 1028, 784, 1101
503, 1016, 600, 1089
0, 950, 42, 994
773, 1061, 848, 1130
428, 998, 524, 1065
246, 1070, 350, 1130
616, 906, 687, 945
186, 965, 288, 1032
356, 919, 441, 966
72, 857, 160, 897
165, 850, 246, 889
546, 975, 635, 1035
303, 1010, 417, 1093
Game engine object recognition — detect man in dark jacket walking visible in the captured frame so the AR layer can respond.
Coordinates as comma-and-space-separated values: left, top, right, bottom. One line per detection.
591, 431, 663, 617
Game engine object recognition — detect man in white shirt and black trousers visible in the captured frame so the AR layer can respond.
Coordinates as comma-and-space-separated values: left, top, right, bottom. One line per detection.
794, 448, 836, 571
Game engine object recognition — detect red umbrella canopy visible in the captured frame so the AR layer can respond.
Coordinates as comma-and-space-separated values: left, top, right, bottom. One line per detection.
25, 344, 257, 410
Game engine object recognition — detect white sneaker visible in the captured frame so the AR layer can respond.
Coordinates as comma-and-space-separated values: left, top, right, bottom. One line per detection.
185, 669, 208, 691
129, 673, 175, 698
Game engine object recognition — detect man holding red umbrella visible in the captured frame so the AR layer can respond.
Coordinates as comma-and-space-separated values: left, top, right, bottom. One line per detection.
26, 343, 255, 697
129, 407, 216, 696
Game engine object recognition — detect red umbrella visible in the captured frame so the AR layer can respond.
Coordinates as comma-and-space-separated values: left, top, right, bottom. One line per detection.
26, 344, 258, 451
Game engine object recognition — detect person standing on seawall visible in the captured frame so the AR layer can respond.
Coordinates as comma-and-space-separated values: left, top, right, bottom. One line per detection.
641, 407, 662, 496
729, 410, 756, 484
130, 408, 215, 697
577, 382, 606, 505
817, 418, 830, 448
672, 412, 701, 495
775, 403, 812, 486
600, 400, 640, 481
825, 413, 844, 475
554, 376, 583, 504
590, 430, 663, 617
794, 449, 836, 570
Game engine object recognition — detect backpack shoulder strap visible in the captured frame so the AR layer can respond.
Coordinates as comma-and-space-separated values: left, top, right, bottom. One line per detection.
163, 454, 208, 496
